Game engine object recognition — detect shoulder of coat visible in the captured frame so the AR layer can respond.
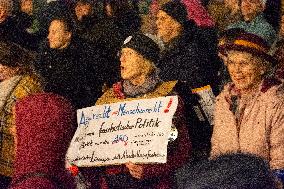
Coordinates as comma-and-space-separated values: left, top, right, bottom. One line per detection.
96, 80, 178, 105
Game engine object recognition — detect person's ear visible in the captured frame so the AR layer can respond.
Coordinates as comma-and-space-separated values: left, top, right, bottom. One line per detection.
66, 31, 72, 41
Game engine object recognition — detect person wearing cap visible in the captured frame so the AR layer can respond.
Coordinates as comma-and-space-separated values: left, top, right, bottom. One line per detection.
227, 0, 276, 46
80, 33, 191, 188
0, 41, 42, 188
156, 0, 220, 162
211, 31, 284, 180
156, 0, 220, 91
10, 93, 76, 189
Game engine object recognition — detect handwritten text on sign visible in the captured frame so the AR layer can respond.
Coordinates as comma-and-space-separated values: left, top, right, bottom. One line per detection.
67, 96, 178, 167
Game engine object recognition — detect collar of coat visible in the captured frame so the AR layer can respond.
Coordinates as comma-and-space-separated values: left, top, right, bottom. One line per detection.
96, 80, 178, 105
224, 77, 282, 105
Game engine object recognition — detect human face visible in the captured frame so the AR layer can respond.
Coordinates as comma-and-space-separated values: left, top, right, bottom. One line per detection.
48, 20, 71, 49
120, 48, 145, 81
120, 47, 155, 86
156, 10, 181, 43
241, 0, 264, 21
224, 0, 240, 13
21, 0, 33, 15
75, 2, 92, 21
0, 64, 19, 81
226, 51, 266, 93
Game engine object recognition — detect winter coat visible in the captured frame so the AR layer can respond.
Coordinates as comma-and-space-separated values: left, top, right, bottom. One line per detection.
35, 37, 105, 109
82, 80, 191, 189
0, 16, 38, 51
0, 74, 42, 177
10, 93, 76, 189
211, 80, 284, 170
158, 25, 220, 91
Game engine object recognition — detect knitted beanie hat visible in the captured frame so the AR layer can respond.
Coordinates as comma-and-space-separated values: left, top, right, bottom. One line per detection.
122, 33, 160, 64
160, 0, 188, 26
12, 93, 76, 188
0, 0, 13, 16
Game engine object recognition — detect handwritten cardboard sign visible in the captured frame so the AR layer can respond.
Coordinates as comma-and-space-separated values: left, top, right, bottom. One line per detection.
67, 96, 178, 167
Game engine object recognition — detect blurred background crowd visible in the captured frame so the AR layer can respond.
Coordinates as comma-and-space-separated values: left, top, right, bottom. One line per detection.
0, 0, 284, 188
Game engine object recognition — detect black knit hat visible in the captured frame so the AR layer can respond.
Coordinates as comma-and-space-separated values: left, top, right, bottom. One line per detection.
160, 0, 188, 25
121, 33, 160, 64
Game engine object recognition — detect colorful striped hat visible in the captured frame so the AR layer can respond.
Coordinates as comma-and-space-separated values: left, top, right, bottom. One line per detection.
218, 29, 277, 65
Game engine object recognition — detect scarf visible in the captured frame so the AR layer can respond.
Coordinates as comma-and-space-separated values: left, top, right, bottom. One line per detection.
122, 72, 161, 98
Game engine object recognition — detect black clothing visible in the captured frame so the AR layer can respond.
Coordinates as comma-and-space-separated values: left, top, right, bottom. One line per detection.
35, 37, 106, 109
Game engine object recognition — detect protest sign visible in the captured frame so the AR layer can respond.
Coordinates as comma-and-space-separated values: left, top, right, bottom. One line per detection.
67, 96, 178, 167
192, 85, 215, 125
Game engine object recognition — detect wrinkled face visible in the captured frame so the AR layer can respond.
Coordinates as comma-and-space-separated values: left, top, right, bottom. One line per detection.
226, 51, 266, 92
75, 2, 93, 21
120, 48, 152, 81
241, 0, 264, 21
21, 0, 33, 15
48, 20, 71, 49
156, 10, 181, 43
0, 64, 19, 81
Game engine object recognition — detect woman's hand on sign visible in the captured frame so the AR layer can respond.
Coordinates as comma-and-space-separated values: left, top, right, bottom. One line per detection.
125, 162, 144, 179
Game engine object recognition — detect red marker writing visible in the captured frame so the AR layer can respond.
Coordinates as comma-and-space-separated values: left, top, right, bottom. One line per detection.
164, 98, 173, 113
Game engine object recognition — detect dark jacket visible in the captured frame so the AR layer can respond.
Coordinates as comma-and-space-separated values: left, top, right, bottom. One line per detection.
11, 93, 76, 189
158, 24, 219, 160
74, 17, 123, 85
35, 37, 105, 109
0, 16, 38, 51
158, 23, 219, 91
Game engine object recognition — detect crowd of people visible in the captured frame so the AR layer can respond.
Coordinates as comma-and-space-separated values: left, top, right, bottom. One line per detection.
0, 0, 283, 188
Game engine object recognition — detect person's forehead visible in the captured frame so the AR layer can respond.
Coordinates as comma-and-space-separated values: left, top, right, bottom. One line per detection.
157, 10, 170, 17
50, 20, 66, 30
227, 50, 254, 60
121, 48, 139, 55
242, 0, 262, 4
76, 2, 91, 7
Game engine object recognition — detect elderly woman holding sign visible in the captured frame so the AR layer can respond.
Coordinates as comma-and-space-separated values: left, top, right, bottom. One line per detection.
79, 33, 191, 189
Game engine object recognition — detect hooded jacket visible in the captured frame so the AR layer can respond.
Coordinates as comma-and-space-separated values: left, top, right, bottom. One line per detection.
10, 93, 77, 189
